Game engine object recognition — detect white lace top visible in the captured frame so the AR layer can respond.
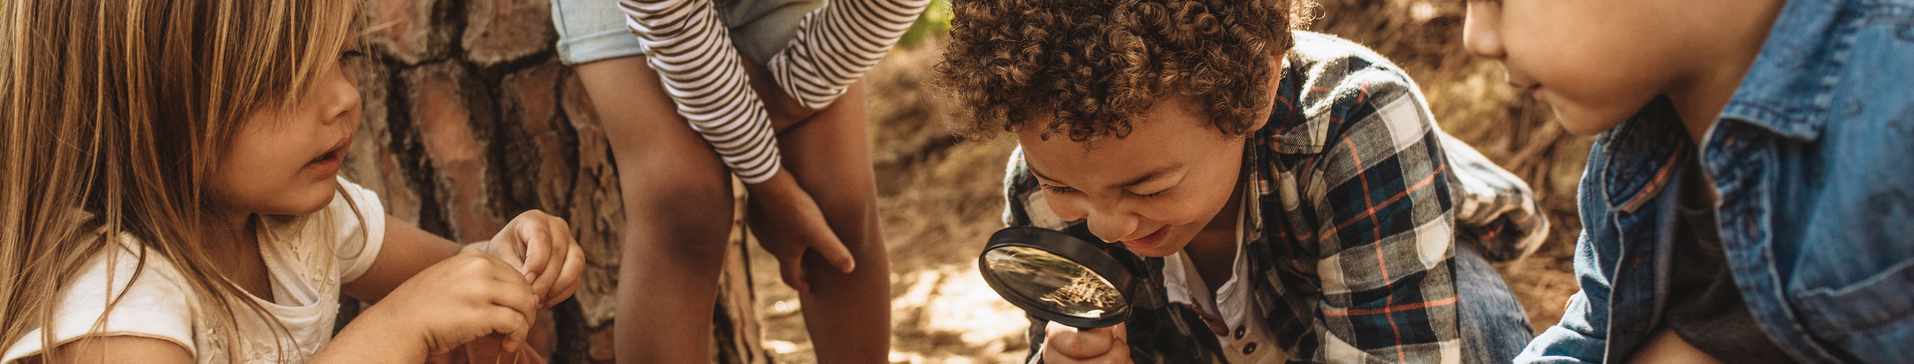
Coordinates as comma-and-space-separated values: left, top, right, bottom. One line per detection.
1, 177, 388, 364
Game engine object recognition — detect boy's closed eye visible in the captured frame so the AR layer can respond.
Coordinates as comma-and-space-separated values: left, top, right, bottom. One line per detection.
1040, 183, 1079, 195
1040, 182, 1170, 199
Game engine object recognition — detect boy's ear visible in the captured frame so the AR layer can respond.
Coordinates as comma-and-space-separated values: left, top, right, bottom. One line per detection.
1245, 52, 1287, 133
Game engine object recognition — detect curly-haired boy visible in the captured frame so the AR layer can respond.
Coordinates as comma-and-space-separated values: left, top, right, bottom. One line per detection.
938, 0, 1548, 362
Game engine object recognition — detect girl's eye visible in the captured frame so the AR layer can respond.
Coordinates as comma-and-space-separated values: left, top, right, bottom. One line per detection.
340, 49, 366, 59
1136, 191, 1164, 198
1040, 184, 1077, 195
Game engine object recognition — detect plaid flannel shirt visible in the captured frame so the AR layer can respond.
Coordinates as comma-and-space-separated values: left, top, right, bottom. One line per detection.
1003, 31, 1547, 363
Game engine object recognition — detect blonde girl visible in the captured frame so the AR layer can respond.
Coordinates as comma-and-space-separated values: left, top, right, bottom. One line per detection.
0, 0, 585, 363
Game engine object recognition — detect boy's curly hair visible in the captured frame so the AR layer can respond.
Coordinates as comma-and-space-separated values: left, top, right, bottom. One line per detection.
935, 0, 1306, 141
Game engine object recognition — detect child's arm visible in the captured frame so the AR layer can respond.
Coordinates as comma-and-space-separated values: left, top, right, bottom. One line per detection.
321, 211, 581, 361
1513, 237, 1609, 364
23, 336, 194, 364
618, 0, 856, 291
617, 0, 788, 185
1301, 73, 1462, 363
764, 0, 931, 110
337, 214, 460, 302
315, 249, 538, 364
341, 211, 581, 307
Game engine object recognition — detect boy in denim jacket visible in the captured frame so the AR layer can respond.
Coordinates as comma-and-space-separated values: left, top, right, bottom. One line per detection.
1464, 0, 1914, 362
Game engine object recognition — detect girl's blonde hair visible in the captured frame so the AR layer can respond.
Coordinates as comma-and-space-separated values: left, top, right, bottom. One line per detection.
0, 0, 362, 361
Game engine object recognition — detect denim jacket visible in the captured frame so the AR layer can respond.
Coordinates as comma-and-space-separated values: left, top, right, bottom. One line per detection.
1516, 0, 1914, 362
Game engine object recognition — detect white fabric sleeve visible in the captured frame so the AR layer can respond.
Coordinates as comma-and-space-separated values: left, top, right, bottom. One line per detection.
767, 0, 931, 110
619, 0, 784, 184
0, 239, 197, 363
333, 177, 388, 284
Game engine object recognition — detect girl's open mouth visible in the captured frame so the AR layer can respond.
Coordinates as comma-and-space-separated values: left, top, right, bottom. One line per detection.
305, 138, 350, 173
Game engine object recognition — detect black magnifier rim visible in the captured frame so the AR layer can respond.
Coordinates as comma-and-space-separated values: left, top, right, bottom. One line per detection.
977, 226, 1134, 328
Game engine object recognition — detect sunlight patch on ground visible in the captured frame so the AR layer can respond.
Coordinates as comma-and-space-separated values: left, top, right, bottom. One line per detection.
887, 266, 1032, 363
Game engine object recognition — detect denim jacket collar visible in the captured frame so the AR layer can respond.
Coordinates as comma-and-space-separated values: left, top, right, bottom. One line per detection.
1719, 0, 1857, 141
1597, 98, 1690, 214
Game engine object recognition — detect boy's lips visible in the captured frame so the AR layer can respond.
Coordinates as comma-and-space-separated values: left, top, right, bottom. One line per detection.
1121, 226, 1171, 251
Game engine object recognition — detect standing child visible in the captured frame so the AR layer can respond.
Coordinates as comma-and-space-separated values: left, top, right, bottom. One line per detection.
1464, 0, 1914, 362
551, 0, 926, 362
0, 0, 584, 363
937, 0, 1549, 362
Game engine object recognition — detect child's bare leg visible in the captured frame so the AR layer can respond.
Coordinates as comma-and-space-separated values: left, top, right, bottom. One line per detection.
573, 56, 735, 364
766, 82, 892, 363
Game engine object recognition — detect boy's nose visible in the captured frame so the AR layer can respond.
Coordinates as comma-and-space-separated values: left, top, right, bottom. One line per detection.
1085, 209, 1139, 244
1462, 3, 1506, 60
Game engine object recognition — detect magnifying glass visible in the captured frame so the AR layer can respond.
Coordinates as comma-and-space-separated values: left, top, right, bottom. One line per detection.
977, 225, 1154, 328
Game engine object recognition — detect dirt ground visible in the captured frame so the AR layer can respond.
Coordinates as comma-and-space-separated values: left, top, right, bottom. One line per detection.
745, 1, 1592, 363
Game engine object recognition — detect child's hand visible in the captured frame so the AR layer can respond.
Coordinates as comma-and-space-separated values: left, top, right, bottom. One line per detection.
487, 210, 585, 308
368, 249, 540, 355
745, 170, 856, 292
1042, 322, 1132, 364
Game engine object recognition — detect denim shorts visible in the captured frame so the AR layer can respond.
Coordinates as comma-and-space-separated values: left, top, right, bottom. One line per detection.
550, 0, 822, 66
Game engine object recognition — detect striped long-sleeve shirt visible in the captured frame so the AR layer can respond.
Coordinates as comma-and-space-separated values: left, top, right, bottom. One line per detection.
619, 0, 930, 183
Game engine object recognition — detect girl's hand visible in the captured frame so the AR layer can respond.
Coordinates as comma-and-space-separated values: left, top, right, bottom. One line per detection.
745, 170, 856, 292
363, 249, 540, 355
486, 210, 585, 308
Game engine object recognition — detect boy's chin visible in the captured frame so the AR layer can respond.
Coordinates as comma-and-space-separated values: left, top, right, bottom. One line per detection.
1547, 102, 1632, 136
1123, 235, 1191, 258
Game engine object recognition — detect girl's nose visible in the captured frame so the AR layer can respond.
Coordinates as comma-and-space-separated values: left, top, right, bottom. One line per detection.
1462, 3, 1506, 60
319, 60, 363, 126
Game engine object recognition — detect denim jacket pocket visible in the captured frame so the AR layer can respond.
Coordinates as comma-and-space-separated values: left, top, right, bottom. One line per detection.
1791, 259, 1914, 361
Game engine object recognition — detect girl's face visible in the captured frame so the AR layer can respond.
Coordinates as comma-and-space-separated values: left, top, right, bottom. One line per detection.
208, 57, 362, 217
1016, 95, 1266, 257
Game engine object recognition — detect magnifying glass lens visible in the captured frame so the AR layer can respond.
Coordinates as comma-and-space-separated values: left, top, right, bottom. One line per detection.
982, 246, 1128, 318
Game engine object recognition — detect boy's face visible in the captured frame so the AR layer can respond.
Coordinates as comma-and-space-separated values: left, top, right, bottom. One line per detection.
1463, 0, 1687, 135
1017, 95, 1268, 258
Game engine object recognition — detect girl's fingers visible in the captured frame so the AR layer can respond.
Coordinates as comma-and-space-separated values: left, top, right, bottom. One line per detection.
472, 250, 529, 284
544, 247, 586, 307
488, 280, 540, 319
519, 224, 550, 280
778, 255, 811, 293
786, 199, 856, 274
805, 232, 856, 274
487, 307, 532, 351
529, 231, 568, 300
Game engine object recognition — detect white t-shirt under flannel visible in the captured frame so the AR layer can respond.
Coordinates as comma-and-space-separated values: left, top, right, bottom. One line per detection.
1, 177, 388, 364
